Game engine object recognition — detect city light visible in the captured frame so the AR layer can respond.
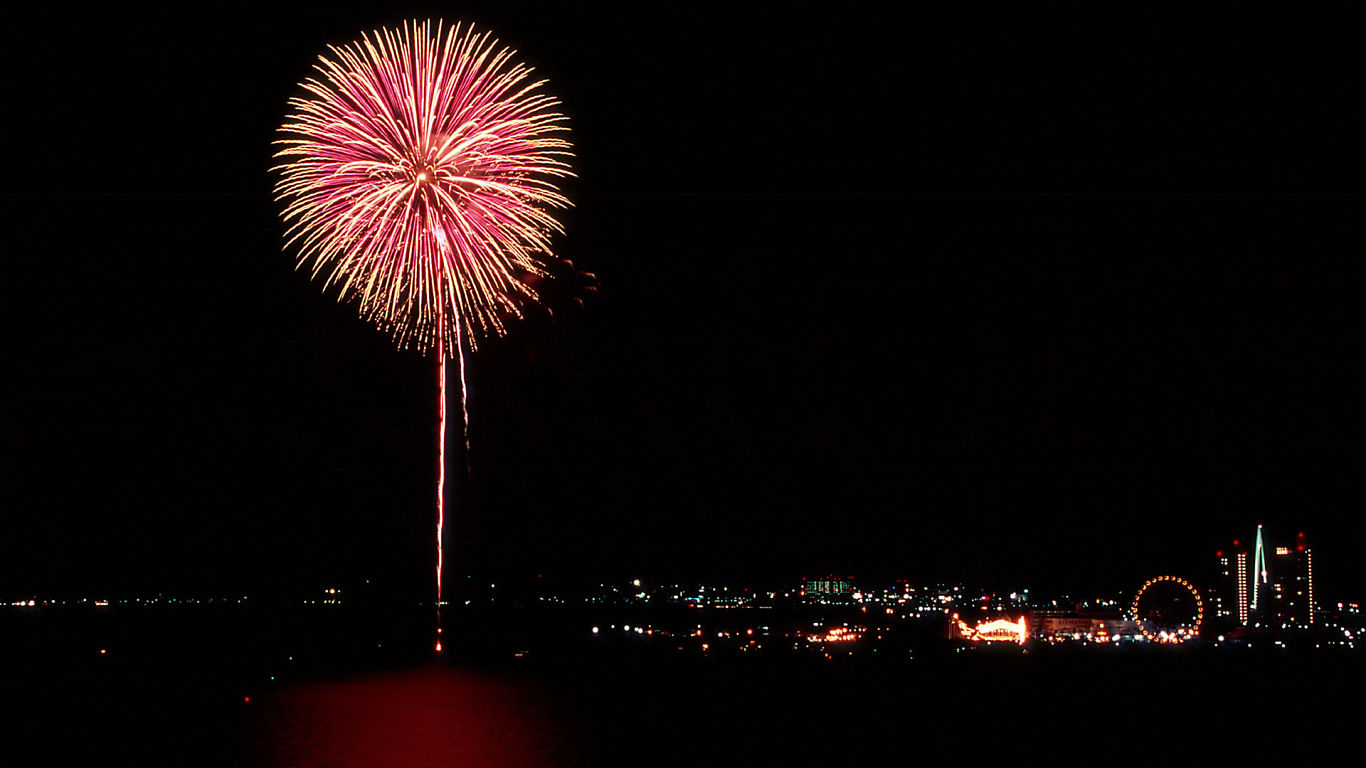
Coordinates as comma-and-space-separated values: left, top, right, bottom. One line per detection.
952, 614, 1028, 644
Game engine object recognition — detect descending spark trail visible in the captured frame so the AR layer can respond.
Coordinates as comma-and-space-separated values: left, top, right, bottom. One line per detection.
436, 311, 445, 651
274, 20, 573, 652
435, 309, 472, 652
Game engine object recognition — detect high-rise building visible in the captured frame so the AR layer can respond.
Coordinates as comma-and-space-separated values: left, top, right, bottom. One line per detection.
1212, 526, 1318, 629
1212, 540, 1248, 625
1236, 549, 1249, 625
1265, 531, 1315, 628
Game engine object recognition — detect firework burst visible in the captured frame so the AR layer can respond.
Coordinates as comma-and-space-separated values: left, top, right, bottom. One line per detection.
274, 20, 573, 650
274, 19, 573, 352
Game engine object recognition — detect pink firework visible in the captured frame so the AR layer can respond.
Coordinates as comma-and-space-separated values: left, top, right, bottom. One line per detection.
273, 20, 573, 651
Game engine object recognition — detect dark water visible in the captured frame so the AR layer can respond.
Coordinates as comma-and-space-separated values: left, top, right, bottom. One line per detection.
245, 652, 1360, 765
245, 665, 580, 768
8, 606, 1361, 765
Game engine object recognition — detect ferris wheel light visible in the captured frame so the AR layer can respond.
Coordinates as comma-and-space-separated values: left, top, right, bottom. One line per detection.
1133, 575, 1203, 643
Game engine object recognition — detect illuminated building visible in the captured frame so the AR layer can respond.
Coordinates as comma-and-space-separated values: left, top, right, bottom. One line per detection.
1236, 549, 1249, 625
800, 575, 853, 603
1028, 612, 1138, 641
1211, 540, 1249, 626
1265, 531, 1315, 628
1217, 526, 1316, 629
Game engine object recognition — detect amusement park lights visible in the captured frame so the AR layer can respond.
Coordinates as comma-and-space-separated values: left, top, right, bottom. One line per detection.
952, 613, 1029, 645
1132, 576, 1204, 642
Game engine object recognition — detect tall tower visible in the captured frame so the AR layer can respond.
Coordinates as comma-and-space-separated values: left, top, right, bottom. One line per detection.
1250, 524, 1268, 618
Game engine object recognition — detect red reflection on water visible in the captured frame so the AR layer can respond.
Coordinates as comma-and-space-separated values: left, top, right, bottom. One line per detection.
247, 664, 579, 767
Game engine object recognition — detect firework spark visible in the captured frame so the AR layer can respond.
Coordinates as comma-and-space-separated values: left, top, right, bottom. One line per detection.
274, 20, 573, 650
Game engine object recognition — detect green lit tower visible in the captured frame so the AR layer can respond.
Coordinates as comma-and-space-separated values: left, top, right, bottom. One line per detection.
1250, 524, 1268, 619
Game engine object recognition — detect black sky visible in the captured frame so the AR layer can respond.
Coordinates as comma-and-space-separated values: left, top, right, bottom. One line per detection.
3, 4, 1364, 600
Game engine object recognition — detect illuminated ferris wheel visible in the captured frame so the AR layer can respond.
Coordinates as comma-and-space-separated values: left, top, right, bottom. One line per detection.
1132, 576, 1204, 643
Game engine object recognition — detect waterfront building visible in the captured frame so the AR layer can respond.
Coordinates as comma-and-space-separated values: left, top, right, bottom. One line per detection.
1210, 540, 1249, 626
1215, 526, 1316, 630
800, 575, 854, 603
1265, 531, 1315, 628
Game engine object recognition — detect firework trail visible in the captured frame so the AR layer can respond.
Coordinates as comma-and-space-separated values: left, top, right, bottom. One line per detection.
274, 20, 573, 651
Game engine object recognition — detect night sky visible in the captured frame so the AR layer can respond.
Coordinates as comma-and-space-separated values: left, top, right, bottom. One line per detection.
4, 4, 1364, 600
